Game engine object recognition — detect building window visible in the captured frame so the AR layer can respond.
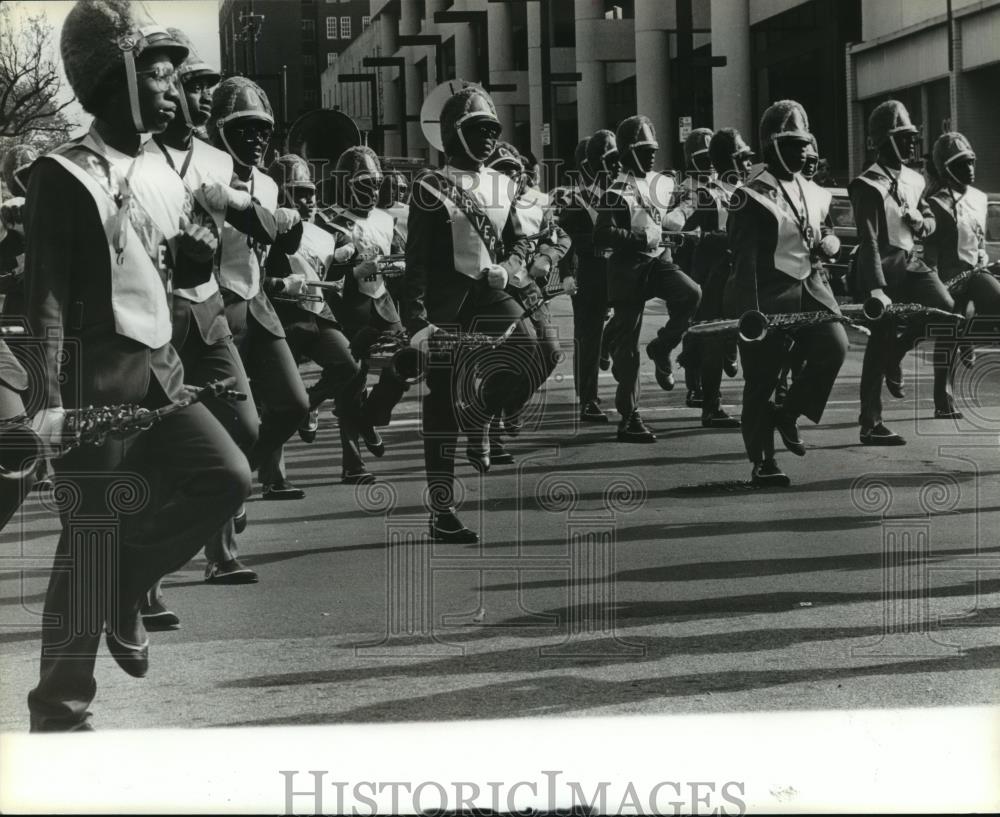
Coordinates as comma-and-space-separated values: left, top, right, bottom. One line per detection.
304, 89, 318, 107
326, 16, 337, 38
362, 15, 370, 28
340, 16, 351, 39
327, 52, 337, 67
302, 19, 315, 41
303, 53, 316, 67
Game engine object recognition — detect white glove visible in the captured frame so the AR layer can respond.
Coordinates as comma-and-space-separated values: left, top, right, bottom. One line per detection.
485, 264, 508, 290
870, 288, 892, 308
31, 407, 66, 452
818, 234, 841, 259
977, 249, 989, 269
202, 182, 252, 212
409, 324, 438, 350
282, 275, 309, 295
902, 207, 924, 235
333, 243, 355, 264
274, 207, 301, 235
562, 275, 578, 296
634, 222, 660, 251
353, 259, 379, 281
529, 254, 552, 279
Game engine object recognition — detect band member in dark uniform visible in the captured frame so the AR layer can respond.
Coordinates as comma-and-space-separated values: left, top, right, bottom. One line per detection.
264, 153, 379, 484
402, 86, 537, 543
1, 146, 38, 319
559, 130, 620, 424
678, 127, 753, 429
208, 77, 311, 496
925, 132, 998, 418
851, 99, 952, 445
594, 114, 702, 442
143, 29, 266, 598
724, 100, 847, 487
24, 0, 250, 731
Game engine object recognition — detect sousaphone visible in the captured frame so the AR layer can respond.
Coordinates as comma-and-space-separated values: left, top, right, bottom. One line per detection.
286, 108, 364, 206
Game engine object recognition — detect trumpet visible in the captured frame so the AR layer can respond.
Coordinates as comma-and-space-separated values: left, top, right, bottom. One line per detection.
659, 229, 702, 249
327, 254, 407, 279
0, 378, 246, 482
687, 298, 965, 343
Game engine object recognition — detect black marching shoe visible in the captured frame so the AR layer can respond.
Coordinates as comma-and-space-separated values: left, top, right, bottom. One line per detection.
701, 408, 741, 429
723, 358, 739, 378
105, 608, 149, 678
580, 400, 610, 423
860, 423, 906, 446
262, 480, 306, 500
685, 388, 704, 408
934, 398, 963, 420
617, 412, 656, 443
773, 405, 806, 456
204, 558, 259, 584
298, 409, 319, 443
140, 593, 180, 631
233, 505, 248, 534
751, 458, 791, 488
501, 412, 522, 437
342, 468, 375, 485
599, 351, 612, 371
646, 339, 676, 390
429, 509, 479, 544
465, 428, 491, 473
884, 359, 906, 399
359, 423, 385, 458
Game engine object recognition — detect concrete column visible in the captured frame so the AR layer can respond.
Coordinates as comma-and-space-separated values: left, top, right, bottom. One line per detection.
635, 3, 673, 170
455, 25, 477, 81
399, 0, 419, 37
527, 0, 544, 163
404, 58, 426, 159
575, 0, 607, 141
710, 0, 753, 145
488, 0, 513, 73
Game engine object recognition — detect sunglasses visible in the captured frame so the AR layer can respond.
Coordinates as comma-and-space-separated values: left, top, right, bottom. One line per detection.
229, 123, 273, 143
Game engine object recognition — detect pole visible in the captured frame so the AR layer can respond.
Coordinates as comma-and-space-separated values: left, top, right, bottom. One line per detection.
281, 64, 288, 123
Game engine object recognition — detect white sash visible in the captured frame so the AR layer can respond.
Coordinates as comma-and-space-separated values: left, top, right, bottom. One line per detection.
330, 207, 394, 299
939, 186, 988, 266
286, 221, 337, 314
741, 170, 824, 281
855, 163, 925, 252
48, 139, 177, 348
612, 172, 666, 259
219, 167, 278, 300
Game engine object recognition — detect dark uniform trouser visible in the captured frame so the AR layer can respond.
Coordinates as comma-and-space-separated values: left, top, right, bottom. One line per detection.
611, 258, 702, 418
572, 260, 608, 405
681, 248, 736, 412
933, 271, 1000, 408
739, 292, 848, 464
260, 318, 368, 479
424, 295, 539, 513
26, 392, 250, 731
859, 265, 953, 428
513, 280, 561, 411
0, 380, 31, 532
174, 306, 259, 564
228, 304, 310, 486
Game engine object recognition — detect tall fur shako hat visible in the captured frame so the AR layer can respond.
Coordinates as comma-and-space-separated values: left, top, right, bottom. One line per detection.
167, 27, 220, 85
586, 129, 618, 173
932, 132, 975, 181
61, 0, 188, 125
683, 128, 714, 166
1, 145, 40, 196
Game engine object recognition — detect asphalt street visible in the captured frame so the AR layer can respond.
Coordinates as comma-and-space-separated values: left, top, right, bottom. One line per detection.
2, 298, 999, 732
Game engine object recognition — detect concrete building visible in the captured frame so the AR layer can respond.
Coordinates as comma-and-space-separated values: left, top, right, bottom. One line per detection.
219, 0, 370, 126
846, 0, 1000, 191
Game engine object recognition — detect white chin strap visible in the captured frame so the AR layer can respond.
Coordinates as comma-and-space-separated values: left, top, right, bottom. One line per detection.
457, 127, 486, 163
773, 140, 794, 176
123, 50, 147, 133
219, 127, 253, 168
944, 151, 974, 185
176, 81, 193, 128
888, 134, 905, 165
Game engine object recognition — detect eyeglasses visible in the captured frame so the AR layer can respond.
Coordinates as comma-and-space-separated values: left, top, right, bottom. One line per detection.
135, 64, 178, 91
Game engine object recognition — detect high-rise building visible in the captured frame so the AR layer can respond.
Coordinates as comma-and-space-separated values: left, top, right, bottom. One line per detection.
219, 0, 370, 127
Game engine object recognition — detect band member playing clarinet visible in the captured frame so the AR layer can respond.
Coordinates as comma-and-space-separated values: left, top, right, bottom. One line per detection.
851, 100, 953, 445
403, 86, 537, 543
925, 132, 998, 418
24, 0, 250, 731
724, 101, 847, 487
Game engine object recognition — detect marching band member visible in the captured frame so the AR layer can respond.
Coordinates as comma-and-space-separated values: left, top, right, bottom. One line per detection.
594, 114, 702, 442
264, 154, 379, 484
486, 140, 570, 462
208, 77, 311, 497
143, 30, 264, 597
678, 127, 753, 429
851, 99, 951, 445
1, 146, 38, 318
925, 132, 998, 418
24, 0, 250, 731
724, 101, 847, 487
403, 86, 537, 542
559, 131, 620, 424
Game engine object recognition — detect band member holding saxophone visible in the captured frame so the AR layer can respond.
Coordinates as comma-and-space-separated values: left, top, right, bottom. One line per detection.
143, 29, 264, 601
559, 130, 619, 424
208, 77, 311, 499
23, 0, 250, 731
724, 101, 847, 487
924, 132, 998, 418
402, 86, 537, 543
594, 114, 702, 442
264, 154, 379, 485
851, 100, 952, 445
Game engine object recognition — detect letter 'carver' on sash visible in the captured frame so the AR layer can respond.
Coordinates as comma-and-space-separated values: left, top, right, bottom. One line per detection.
418, 170, 503, 267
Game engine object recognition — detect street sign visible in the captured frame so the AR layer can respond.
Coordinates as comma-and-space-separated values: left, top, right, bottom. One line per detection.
541, 123, 551, 146
679, 115, 692, 143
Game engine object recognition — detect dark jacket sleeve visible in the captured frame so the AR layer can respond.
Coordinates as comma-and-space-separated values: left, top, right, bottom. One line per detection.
594, 191, 646, 252
402, 196, 440, 333
727, 188, 762, 315
849, 179, 886, 292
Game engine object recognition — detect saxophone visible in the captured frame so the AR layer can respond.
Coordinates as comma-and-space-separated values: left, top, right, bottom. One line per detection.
0, 378, 246, 482
944, 265, 1000, 298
